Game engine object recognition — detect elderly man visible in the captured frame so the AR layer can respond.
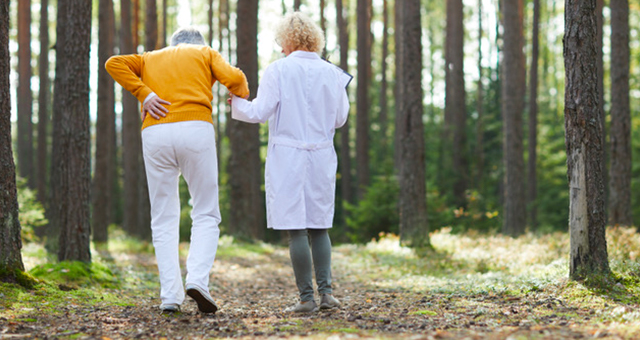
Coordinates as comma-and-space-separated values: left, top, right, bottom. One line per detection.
106, 28, 249, 313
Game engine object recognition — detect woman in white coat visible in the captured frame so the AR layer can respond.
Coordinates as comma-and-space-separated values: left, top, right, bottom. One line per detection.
231, 12, 350, 313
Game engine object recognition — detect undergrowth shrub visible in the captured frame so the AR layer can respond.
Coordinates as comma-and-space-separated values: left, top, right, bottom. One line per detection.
345, 175, 399, 243
17, 177, 47, 243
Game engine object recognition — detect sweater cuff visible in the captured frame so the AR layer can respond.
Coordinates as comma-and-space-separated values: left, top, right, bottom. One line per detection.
143, 92, 157, 106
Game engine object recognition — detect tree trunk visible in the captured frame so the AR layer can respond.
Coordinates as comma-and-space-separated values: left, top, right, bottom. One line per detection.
120, 0, 143, 237
320, 0, 326, 58
51, 0, 93, 263
18, 0, 34, 187
37, 0, 50, 204
336, 0, 352, 209
93, 0, 116, 244
527, 0, 540, 230
162, 0, 167, 47
208, 0, 214, 46
133, 0, 140, 49
608, 0, 631, 227
397, 0, 428, 248
501, 0, 526, 237
596, 0, 606, 222
379, 0, 388, 152
229, 0, 264, 241
564, 0, 610, 279
218, 0, 230, 164
445, 0, 467, 207
394, 0, 403, 170
356, 0, 370, 199
474, 0, 484, 189
145, 0, 158, 51
0, 0, 25, 278
294, 0, 301, 11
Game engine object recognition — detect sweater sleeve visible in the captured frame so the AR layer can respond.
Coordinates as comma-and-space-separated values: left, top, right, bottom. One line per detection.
105, 54, 153, 103
210, 50, 250, 98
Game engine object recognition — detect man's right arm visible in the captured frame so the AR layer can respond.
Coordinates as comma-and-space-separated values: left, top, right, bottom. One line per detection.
105, 54, 154, 103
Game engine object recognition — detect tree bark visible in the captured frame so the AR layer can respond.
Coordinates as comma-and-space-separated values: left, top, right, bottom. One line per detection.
208, 0, 214, 46
596, 0, 606, 222
397, 0, 428, 248
474, 0, 484, 189
320, 0, 326, 58
93, 0, 116, 244
228, 0, 264, 241
51, 0, 93, 263
294, 0, 302, 11
501, 0, 526, 237
37, 0, 50, 204
356, 0, 371, 199
120, 0, 146, 238
0, 0, 25, 278
18, 0, 34, 187
162, 0, 167, 47
564, 0, 610, 279
608, 0, 631, 227
394, 0, 403, 170
145, 0, 158, 51
527, 0, 540, 230
133, 0, 140, 49
336, 0, 352, 209
379, 0, 388, 151
445, 0, 467, 207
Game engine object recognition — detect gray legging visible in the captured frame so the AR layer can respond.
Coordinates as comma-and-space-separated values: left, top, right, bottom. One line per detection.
288, 229, 333, 302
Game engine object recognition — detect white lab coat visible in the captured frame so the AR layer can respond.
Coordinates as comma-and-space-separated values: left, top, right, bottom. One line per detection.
231, 51, 350, 230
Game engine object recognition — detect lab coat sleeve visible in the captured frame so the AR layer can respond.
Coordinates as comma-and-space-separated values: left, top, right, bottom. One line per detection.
231, 64, 280, 124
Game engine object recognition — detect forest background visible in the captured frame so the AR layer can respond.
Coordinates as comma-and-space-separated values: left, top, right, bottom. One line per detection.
3, 0, 640, 338
4, 0, 640, 271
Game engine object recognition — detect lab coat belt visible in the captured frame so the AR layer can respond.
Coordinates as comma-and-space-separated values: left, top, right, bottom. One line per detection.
270, 137, 333, 150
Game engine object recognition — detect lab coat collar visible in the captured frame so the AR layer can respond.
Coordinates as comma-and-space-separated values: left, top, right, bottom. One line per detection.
288, 50, 320, 59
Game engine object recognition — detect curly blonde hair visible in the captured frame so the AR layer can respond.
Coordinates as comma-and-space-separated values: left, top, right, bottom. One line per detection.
275, 12, 325, 54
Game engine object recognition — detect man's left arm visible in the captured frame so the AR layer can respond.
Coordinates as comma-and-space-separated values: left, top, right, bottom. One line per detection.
209, 50, 250, 99
105, 54, 154, 103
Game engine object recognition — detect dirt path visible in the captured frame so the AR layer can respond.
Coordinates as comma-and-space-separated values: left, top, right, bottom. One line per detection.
0, 243, 633, 339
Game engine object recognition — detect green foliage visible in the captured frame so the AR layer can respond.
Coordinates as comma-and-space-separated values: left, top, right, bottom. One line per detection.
534, 101, 569, 231
16, 177, 47, 243
29, 261, 119, 289
178, 176, 193, 242
426, 188, 501, 233
345, 175, 399, 243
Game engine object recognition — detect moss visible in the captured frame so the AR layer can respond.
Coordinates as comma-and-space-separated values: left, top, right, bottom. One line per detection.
331, 328, 360, 333
0, 266, 38, 289
29, 261, 120, 289
409, 310, 438, 316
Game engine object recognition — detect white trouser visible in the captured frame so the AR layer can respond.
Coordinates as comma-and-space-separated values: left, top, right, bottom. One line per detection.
141, 121, 220, 305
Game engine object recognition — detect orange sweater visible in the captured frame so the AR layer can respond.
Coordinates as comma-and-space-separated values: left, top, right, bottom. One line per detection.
106, 44, 250, 130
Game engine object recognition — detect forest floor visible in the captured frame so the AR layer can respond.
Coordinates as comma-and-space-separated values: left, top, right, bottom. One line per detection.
3, 228, 640, 339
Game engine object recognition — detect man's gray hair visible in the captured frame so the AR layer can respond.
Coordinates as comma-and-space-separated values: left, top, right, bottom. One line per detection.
170, 27, 206, 46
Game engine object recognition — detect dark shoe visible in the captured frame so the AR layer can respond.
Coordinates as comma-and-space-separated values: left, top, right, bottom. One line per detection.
319, 294, 340, 309
160, 303, 181, 313
185, 284, 218, 313
284, 300, 319, 313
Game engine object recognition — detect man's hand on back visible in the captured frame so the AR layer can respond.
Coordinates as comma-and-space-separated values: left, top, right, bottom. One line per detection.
142, 93, 171, 121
